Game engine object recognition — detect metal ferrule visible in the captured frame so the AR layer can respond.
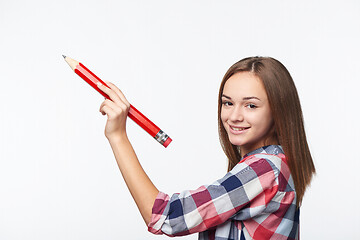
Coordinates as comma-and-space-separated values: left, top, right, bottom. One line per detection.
154, 130, 169, 145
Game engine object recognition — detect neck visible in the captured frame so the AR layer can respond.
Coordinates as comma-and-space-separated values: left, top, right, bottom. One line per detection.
240, 136, 279, 158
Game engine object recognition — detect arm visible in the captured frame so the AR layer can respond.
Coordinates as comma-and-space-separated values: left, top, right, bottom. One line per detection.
148, 156, 284, 236
108, 135, 159, 225
97, 81, 159, 225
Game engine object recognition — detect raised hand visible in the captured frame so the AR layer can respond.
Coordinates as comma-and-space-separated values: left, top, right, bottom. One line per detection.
97, 81, 131, 141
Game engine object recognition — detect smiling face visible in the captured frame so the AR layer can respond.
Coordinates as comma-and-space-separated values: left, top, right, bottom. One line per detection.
220, 71, 276, 157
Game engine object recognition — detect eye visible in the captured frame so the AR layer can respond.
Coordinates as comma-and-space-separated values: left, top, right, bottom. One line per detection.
222, 101, 233, 106
246, 103, 257, 109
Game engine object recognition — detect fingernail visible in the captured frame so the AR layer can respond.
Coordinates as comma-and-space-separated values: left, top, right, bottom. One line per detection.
97, 82, 103, 87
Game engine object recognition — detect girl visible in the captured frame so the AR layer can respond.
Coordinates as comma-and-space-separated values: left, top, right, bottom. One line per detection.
97, 56, 315, 239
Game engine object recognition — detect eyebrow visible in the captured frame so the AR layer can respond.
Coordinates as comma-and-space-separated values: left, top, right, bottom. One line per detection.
222, 94, 261, 101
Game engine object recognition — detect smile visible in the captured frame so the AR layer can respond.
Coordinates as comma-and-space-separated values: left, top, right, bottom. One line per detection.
230, 126, 248, 131
229, 125, 250, 134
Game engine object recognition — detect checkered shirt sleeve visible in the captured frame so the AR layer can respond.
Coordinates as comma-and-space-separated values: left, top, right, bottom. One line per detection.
147, 153, 296, 238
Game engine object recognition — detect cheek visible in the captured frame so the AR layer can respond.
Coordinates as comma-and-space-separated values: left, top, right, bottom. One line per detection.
257, 111, 274, 131
249, 109, 273, 130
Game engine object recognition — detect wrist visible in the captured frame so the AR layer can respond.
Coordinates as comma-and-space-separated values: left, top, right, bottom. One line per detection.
106, 133, 129, 144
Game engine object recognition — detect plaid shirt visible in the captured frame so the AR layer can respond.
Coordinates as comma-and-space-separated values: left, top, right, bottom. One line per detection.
148, 145, 299, 240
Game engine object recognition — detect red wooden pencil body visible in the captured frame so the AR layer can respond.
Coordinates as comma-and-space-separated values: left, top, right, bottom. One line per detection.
64, 56, 172, 148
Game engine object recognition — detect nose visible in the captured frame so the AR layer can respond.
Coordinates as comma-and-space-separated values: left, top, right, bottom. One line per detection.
229, 105, 244, 122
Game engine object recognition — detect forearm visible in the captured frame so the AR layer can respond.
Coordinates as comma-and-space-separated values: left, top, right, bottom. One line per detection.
108, 135, 159, 225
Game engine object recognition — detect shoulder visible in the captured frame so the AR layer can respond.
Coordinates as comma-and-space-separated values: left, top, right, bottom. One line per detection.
233, 152, 291, 181
228, 153, 283, 182
236, 145, 287, 172
246, 152, 286, 169
239, 152, 285, 170
242, 153, 294, 192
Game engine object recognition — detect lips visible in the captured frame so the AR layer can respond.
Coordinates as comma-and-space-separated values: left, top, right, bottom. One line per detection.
229, 125, 250, 134
230, 126, 249, 131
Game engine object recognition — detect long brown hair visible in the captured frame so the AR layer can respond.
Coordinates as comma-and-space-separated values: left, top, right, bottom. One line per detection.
218, 56, 315, 206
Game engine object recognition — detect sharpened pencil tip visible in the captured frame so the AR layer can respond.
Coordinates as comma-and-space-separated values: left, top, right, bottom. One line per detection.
62, 55, 66, 59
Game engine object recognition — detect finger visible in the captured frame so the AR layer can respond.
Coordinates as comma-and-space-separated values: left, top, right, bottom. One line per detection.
101, 104, 129, 121
104, 81, 130, 107
97, 82, 122, 104
105, 81, 130, 107
99, 99, 128, 111
100, 99, 128, 113
100, 105, 117, 119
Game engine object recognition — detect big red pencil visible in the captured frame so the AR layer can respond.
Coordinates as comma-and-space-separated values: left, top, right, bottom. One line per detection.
63, 55, 172, 148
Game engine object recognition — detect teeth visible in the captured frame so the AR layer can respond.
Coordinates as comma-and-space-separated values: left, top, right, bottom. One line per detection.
231, 126, 245, 131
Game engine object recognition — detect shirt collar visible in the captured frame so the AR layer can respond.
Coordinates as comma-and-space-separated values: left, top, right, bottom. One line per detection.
241, 145, 284, 160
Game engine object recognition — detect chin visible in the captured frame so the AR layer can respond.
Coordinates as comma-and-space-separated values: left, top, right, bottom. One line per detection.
228, 136, 261, 150
228, 137, 246, 146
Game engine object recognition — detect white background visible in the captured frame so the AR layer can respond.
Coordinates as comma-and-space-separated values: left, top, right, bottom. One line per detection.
0, 0, 359, 239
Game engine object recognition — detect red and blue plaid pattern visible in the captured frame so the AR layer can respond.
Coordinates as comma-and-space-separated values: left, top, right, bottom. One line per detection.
148, 145, 299, 239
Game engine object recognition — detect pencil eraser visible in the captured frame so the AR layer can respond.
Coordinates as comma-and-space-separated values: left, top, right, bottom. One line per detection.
163, 137, 172, 148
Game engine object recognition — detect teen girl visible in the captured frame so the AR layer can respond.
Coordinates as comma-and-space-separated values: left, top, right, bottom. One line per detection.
97, 56, 316, 239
